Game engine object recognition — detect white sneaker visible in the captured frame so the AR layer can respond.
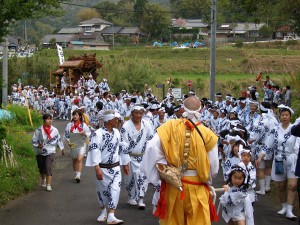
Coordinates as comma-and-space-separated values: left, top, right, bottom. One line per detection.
46, 185, 52, 192
41, 179, 46, 187
107, 213, 124, 225
286, 211, 297, 220
75, 174, 80, 183
97, 208, 107, 222
152, 205, 157, 215
255, 190, 265, 195
277, 208, 287, 215
127, 199, 138, 206
138, 198, 146, 210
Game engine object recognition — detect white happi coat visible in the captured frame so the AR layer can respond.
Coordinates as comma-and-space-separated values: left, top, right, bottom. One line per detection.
86, 127, 130, 209
265, 123, 300, 180
120, 119, 154, 200
64, 121, 91, 156
32, 125, 64, 156
249, 112, 278, 160
219, 186, 254, 225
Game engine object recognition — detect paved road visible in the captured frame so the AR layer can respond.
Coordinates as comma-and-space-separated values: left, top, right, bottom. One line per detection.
0, 120, 297, 225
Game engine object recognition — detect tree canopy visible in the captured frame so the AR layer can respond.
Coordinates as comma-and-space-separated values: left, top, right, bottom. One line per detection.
0, 0, 67, 40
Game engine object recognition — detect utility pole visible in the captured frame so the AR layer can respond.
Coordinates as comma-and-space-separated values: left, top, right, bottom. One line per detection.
2, 37, 8, 106
210, 0, 217, 103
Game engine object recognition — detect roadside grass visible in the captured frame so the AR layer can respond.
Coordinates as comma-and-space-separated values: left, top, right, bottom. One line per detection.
0, 106, 42, 207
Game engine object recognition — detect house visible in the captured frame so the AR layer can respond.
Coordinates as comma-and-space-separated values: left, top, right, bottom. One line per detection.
101, 26, 123, 41
78, 18, 113, 34
83, 42, 110, 50
58, 27, 83, 35
216, 24, 233, 38
41, 34, 76, 47
273, 25, 294, 39
228, 23, 266, 38
171, 18, 208, 35
101, 26, 147, 43
67, 41, 85, 50
117, 27, 147, 43
76, 32, 104, 43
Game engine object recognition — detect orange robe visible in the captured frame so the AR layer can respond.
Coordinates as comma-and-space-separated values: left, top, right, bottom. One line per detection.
156, 119, 218, 225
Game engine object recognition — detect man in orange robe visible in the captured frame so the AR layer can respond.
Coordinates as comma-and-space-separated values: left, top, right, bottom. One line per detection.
141, 96, 219, 225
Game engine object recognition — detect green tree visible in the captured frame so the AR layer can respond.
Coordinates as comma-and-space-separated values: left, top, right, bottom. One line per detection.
0, 0, 68, 40
278, 0, 300, 35
94, 1, 118, 22
77, 8, 101, 23
258, 25, 273, 38
133, 0, 148, 26
141, 3, 171, 40
170, 0, 210, 20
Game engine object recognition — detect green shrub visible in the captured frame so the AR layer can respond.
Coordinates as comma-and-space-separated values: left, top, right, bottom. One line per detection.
235, 40, 244, 48
0, 105, 40, 207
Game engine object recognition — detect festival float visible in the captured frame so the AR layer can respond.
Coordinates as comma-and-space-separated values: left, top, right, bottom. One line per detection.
52, 53, 103, 95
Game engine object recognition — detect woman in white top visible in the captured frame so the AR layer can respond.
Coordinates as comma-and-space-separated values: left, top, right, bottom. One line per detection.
32, 113, 65, 191
64, 110, 91, 183
260, 105, 299, 221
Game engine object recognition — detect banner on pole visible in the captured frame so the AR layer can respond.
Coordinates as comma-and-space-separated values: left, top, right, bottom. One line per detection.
56, 44, 65, 65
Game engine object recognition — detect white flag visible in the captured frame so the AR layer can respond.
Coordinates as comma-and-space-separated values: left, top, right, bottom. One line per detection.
56, 44, 65, 65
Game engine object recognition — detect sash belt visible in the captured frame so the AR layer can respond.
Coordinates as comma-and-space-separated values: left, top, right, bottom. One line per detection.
99, 162, 119, 169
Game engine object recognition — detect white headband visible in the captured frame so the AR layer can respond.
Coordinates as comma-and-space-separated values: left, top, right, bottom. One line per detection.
131, 105, 145, 112
278, 104, 294, 114
239, 144, 252, 156
260, 104, 269, 112
150, 103, 161, 110
103, 113, 116, 122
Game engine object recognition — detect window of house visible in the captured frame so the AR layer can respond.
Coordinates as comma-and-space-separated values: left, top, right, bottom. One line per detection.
84, 26, 92, 32
94, 25, 101, 30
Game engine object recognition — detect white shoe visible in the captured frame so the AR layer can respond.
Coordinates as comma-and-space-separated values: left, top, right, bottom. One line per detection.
46, 185, 52, 192
286, 211, 297, 220
127, 199, 137, 206
107, 213, 124, 224
138, 198, 146, 210
277, 208, 287, 215
41, 179, 46, 187
97, 208, 107, 222
75, 174, 80, 183
152, 205, 157, 215
256, 190, 265, 195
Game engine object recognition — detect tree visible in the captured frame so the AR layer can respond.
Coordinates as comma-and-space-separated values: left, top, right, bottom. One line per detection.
77, 8, 101, 23
133, 0, 148, 26
141, 3, 171, 40
170, 0, 210, 20
94, 1, 118, 22
0, 0, 67, 41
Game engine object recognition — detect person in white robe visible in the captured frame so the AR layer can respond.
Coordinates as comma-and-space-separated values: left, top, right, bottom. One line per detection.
32, 113, 65, 192
86, 110, 129, 224
261, 105, 299, 221
64, 110, 91, 183
120, 104, 154, 208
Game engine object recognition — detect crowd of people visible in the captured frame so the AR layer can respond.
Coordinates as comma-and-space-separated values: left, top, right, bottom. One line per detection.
13, 74, 300, 225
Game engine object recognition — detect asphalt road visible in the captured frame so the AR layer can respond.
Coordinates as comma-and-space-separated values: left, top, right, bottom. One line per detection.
0, 120, 297, 225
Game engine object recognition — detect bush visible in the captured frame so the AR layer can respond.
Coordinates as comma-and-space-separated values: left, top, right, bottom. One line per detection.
0, 105, 41, 207
235, 40, 244, 48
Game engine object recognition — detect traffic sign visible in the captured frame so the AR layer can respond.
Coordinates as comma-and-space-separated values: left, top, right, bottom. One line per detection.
186, 80, 192, 87
156, 84, 164, 88
172, 88, 182, 99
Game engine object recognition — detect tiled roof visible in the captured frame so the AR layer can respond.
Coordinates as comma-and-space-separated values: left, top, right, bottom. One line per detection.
79, 18, 113, 26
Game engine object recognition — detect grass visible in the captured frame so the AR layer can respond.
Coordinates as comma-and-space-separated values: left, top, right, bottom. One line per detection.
0, 106, 42, 207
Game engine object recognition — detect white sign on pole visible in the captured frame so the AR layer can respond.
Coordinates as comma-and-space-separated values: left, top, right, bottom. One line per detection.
171, 88, 182, 99
56, 44, 65, 65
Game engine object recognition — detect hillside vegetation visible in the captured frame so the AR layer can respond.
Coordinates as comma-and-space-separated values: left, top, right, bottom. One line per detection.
3, 42, 300, 98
